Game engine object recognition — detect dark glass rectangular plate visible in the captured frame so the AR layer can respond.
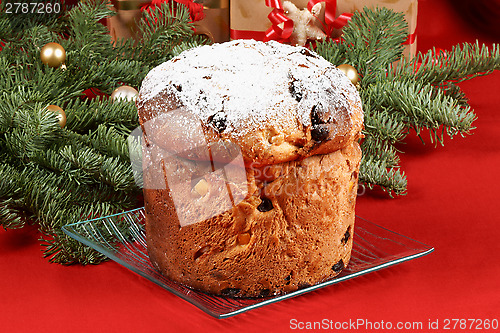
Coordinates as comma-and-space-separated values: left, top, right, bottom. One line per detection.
62, 208, 433, 319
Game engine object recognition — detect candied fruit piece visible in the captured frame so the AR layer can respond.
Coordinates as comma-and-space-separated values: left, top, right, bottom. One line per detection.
237, 233, 251, 245
220, 288, 241, 297
207, 111, 227, 133
193, 245, 210, 260
259, 289, 271, 297
193, 178, 209, 197
289, 80, 303, 102
257, 197, 274, 212
341, 226, 351, 245
332, 259, 344, 272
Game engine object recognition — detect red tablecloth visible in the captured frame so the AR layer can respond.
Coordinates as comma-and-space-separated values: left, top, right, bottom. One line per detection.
1, 1, 499, 332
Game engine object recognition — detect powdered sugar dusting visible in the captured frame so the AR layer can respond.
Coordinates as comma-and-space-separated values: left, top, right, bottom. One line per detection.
138, 40, 360, 139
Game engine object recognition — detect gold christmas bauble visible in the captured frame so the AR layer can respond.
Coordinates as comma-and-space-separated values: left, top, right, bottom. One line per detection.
337, 64, 360, 85
40, 42, 66, 68
110, 85, 139, 102
46, 104, 66, 128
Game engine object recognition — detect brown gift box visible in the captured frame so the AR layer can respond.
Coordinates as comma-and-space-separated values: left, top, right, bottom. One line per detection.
230, 0, 417, 58
107, 0, 230, 43
107, 0, 151, 42
230, 0, 314, 40
193, 0, 230, 43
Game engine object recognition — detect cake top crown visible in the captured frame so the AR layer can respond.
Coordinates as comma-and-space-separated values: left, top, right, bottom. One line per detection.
137, 40, 363, 165
138, 40, 359, 139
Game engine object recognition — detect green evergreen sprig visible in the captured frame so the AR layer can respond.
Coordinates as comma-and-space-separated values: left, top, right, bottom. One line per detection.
392, 41, 500, 84
314, 7, 500, 196
0, 0, 207, 263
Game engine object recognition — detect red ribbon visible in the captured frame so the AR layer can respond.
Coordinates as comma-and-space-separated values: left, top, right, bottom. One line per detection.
263, 0, 352, 43
230, 30, 267, 40
263, 0, 294, 42
307, 0, 352, 35
403, 30, 417, 45
232, 0, 416, 48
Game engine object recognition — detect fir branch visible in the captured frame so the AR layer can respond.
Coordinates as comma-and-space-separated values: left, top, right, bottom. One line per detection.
314, 7, 496, 194
363, 78, 476, 143
360, 136, 400, 169
80, 59, 146, 94
68, 0, 115, 49
40, 203, 138, 265
39, 201, 133, 264
362, 99, 408, 144
436, 81, 468, 106
27, 65, 82, 103
3, 102, 63, 160
171, 34, 213, 57
59, 145, 137, 192
0, 0, 197, 263
359, 156, 407, 197
20, 164, 76, 221
341, 7, 408, 85
37, 192, 132, 235
89, 124, 132, 163
0, 56, 18, 92
136, 2, 204, 65
40, 229, 108, 265
139, 2, 192, 43
0, 1, 65, 41
64, 98, 138, 133
29, 146, 95, 186
0, 163, 21, 198
0, 163, 25, 229
313, 39, 345, 65
14, 159, 137, 234
391, 41, 500, 84
37, 193, 139, 264
0, 198, 27, 230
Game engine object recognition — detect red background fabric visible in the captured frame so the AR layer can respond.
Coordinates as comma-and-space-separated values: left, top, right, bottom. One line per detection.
1, 1, 499, 332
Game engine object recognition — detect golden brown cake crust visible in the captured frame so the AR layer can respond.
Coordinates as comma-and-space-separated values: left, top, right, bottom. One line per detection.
144, 142, 361, 297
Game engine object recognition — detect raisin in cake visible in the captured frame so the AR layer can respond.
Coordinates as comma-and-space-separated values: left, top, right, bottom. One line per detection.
136, 40, 363, 298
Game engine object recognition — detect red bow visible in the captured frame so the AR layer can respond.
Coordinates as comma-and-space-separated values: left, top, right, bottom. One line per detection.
263, 0, 294, 42
308, 0, 352, 36
264, 0, 352, 43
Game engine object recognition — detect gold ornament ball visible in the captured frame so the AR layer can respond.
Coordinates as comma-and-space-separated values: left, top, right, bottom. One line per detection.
40, 42, 66, 68
46, 105, 66, 128
110, 85, 139, 102
337, 64, 360, 85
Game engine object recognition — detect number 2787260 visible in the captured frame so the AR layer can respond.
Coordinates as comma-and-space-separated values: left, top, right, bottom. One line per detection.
443, 318, 498, 330
4, 2, 61, 14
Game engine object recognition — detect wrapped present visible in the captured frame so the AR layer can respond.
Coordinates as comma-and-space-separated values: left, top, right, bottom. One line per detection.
230, 0, 319, 42
230, 0, 417, 57
193, 0, 230, 43
107, 0, 151, 42
107, 0, 230, 43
